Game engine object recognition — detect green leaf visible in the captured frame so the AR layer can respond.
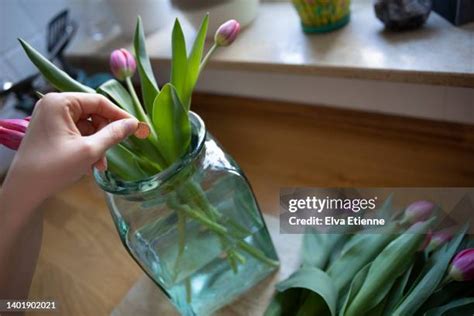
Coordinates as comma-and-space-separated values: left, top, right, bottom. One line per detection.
425, 297, 474, 316
264, 288, 302, 316
382, 263, 414, 316
302, 232, 344, 270
392, 223, 469, 316
152, 83, 191, 165
106, 144, 150, 180
170, 19, 188, 107
344, 219, 434, 316
339, 264, 371, 316
19, 38, 95, 93
183, 14, 209, 111
133, 16, 159, 114
327, 223, 399, 293
418, 281, 474, 313
275, 267, 337, 316
97, 79, 136, 116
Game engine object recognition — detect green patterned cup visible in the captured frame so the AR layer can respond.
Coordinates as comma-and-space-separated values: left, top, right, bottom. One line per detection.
292, 0, 351, 33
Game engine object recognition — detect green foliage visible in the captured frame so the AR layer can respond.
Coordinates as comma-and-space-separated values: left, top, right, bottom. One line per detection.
344, 219, 435, 316
20, 14, 213, 180
266, 267, 337, 316
392, 223, 469, 315
97, 79, 136, 115
106, 144, 151, 180
425, 297, 474, 316
183, 14, 209, 111
133, 16, 159, 114
327, 223, 399, 293
152, 83, 191, 165
169, 16, 209, 111
19, 38, 95, 93
170, 19, 188, 107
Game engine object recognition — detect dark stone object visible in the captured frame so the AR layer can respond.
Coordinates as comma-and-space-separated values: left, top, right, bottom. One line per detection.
374, 0, 432, 30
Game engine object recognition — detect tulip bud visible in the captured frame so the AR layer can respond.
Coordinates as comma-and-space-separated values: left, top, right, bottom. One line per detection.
402, 200, 435, 225
110, 48, 136, 81
214, 19, 241, 47
0, 118, 29, 133
0, 126, 25, 150
448, 248, 474, 281
426, 226, 456, 252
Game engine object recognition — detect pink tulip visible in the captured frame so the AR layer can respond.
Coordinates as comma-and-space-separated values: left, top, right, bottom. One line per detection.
0, 126, 25, 150
426, 226, 457, 252
448, 248, 474, 281
215, 20, 241, 47
110, 48, 136, 81
0, 118, 29, 133
402, 200, 435, 224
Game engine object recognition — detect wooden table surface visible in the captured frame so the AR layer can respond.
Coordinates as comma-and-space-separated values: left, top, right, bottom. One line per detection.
24, 94, 474, 315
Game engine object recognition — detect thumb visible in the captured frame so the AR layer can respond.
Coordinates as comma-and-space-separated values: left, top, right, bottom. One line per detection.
87, 118, 138, 154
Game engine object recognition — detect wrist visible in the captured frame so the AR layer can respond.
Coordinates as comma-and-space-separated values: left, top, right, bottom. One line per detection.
2, 158, 47, 212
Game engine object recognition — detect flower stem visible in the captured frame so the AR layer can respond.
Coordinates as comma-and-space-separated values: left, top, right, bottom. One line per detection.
199, 44, 218, 73
125, 77, 159, 142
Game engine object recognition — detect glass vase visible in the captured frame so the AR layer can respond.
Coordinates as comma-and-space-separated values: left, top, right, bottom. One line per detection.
94, 112, 279, 315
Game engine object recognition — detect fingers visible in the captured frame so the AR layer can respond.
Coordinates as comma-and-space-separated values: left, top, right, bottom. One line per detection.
93, 156, 108, 172
43, 92, 133, 122
86, 118, 139, 155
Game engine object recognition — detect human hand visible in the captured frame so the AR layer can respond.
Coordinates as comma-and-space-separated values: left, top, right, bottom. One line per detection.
4, 92, 149, 205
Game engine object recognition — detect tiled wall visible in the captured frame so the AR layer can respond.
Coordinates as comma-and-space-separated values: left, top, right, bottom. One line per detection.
0, 0, 73, 84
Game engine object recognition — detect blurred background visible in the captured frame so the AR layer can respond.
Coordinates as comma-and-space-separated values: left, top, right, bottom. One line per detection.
0, 0, 473, 314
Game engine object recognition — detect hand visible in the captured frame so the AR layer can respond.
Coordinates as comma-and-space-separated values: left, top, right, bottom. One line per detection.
4, 92, 148, 206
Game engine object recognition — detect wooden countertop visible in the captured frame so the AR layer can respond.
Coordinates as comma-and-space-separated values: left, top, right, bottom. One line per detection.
67, 0, 474, 87
25, 94, 474, 315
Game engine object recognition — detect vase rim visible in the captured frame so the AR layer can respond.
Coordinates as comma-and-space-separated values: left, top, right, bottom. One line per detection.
93, 111, 206, 195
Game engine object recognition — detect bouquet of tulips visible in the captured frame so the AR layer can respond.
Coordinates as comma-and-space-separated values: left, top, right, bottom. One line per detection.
2, 16, 278, 293
11, 16, 240, 180
266, 199, 474, 316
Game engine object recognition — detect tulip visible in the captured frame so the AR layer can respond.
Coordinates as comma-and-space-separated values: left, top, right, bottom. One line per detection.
0, 126, 25, 150
214, 19, 241, 47
448, 248, 474, 281
402, 200, 435, 225
110, 48, 136, 81
426, 226, 456, 252
0, 118, 29, 133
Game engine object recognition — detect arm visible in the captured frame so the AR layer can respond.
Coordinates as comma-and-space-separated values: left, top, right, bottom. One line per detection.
0, 92, 148, 298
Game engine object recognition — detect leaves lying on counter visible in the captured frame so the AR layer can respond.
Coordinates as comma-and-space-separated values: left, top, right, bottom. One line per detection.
265, 267, 337, 316
424, 297, 474, 316
302, 232, 343, 270
392, 223, 469, 315
344, 218, 434, 316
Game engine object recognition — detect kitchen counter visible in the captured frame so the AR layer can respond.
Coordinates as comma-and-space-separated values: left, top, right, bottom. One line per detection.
68, 0, 474, 88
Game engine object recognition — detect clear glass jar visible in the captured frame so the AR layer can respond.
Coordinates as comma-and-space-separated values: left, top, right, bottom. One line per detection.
94, 112, 279, 315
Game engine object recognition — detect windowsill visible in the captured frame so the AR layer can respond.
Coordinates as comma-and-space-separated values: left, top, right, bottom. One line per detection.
67, 0, 474, 88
